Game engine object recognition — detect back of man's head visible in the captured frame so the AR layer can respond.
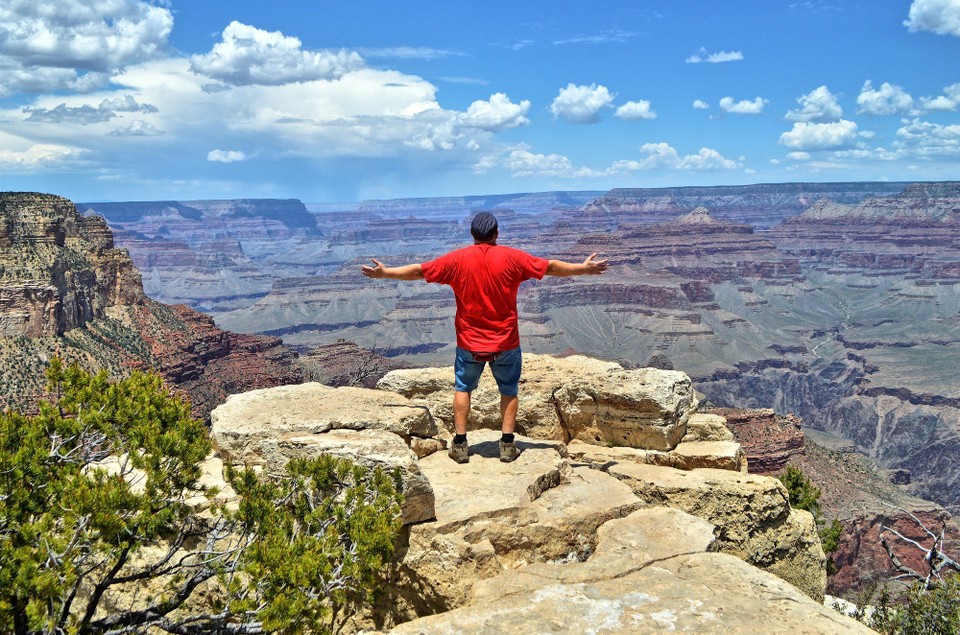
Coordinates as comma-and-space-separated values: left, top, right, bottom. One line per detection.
471, 211, 498, 242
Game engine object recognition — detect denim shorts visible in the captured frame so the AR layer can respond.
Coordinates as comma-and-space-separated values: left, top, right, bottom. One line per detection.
454, 346, 522, 396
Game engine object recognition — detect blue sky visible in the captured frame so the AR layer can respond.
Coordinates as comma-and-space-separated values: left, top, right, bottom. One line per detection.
0, 0, 957, 202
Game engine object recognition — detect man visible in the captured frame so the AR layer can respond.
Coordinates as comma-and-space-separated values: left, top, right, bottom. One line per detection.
361, 212, 608, 463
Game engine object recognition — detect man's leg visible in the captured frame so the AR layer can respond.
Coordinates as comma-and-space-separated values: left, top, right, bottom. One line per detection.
490, 347, 523, 462
454, 390, 471, 435
500, 393, 518, 435
450, 348, 483, 463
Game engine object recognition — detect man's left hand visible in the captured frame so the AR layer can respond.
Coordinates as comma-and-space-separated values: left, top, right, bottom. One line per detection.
361, 258, 387, 278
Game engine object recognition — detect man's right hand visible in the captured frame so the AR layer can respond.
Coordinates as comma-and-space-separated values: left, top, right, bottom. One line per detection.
583, 252, 609, 275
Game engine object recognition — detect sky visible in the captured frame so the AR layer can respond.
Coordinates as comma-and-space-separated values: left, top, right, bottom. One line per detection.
0, 0, 958, 203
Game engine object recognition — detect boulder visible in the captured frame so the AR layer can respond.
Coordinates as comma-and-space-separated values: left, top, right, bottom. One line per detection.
209, 383, 437, 525
683, 412, 735, 442
389, 508, 870, 635
211, 382, 439, 458
392, 430, 643, 619
607, 460, 826, 601
378, 354, 697, 450
273, 429, 435, 525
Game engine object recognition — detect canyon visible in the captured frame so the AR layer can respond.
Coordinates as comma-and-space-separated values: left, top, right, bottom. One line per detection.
77, 182, 960, 521
5, 183, 958, 603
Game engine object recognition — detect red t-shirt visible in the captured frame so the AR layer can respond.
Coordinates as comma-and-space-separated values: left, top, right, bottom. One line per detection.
422, 244, 549, 352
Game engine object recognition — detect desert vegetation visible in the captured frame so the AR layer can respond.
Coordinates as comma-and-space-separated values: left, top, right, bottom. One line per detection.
0, 360, 404, 634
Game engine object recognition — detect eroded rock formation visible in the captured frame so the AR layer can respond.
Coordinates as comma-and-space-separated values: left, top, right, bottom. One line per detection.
0, 192, 303, 418
207, 353, 853, 632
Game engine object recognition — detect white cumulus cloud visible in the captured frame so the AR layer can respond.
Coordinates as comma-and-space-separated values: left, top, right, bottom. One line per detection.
190, 21, 364, 86
919, 82, 960, 111
857, 80, 915, 115
615, 100, 657, 120
686, 48, 745, 63
692, 99, 710, 110
779, 120, 859, 150
895, 118, 960, 157
612, 142, 741, 172
501, 145, 600, 178
786, 151, 812, 161
549, 83, 615, 124
0, 0, 173, 96
719, 96, 768, 115
459, 93, 530, 131
207, 149, 247, 163
904, 0, 960, 37
0, 142, 80, 169
785, 86, 842, 122
676, 147, 742, 170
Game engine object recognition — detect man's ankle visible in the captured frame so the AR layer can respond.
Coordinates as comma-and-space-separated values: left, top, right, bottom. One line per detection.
453, 433, 467, 445
500, 433, 515, 444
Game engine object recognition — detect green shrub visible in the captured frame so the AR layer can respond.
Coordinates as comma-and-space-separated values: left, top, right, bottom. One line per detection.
779, 465, 843, 573
867, 577, 960, 635
0, 359, 403, 634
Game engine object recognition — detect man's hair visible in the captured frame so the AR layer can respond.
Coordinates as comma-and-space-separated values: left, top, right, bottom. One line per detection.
470, 211, 498, 242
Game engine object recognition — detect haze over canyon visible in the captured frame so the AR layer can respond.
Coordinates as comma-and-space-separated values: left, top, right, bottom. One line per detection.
74, 181, 960, 519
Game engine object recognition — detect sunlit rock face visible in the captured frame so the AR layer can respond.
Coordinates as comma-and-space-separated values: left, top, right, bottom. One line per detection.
0, 192, 303, 419
207, 354, 849, 633
0, 192, 144, 337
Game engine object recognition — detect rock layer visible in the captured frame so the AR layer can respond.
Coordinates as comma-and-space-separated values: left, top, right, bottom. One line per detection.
390, 508, 869, 635
207, 357, 835, 633
0, 192, 304, 418
378, 354, 697, 450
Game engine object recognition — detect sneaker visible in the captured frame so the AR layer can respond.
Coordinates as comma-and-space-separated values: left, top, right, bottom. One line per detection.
448, 440, 469, 464
499, 440, 520, 463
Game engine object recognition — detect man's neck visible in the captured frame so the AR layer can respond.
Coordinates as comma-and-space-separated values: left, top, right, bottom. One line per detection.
474, 240, 497, 246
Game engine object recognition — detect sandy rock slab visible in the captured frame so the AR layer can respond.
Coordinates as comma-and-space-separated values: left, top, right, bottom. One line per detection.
568, 437, 747, 473
211, 382, 439, 459
389, 508, 870, 635
607, 460, 826, 601
378, 354, 697, 450
393, 430, 643, 618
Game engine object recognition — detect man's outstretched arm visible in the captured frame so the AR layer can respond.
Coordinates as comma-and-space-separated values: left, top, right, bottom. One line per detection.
546, 252, 609, 277
361, 259, 424, 280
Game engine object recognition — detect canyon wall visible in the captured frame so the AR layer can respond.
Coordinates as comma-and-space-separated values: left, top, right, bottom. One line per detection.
0, 193, 303, 419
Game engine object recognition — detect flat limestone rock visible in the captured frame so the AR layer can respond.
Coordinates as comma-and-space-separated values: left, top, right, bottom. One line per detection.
566, 438, 747, 473
607, 462, 826, 601
378, 354, 697, 451
271, 429, 435, 525
396, 430, 643, 617
670, 440, 747, 472
389, 508, 869, 635
210, 382, 438, 462
417, 429, 571, 530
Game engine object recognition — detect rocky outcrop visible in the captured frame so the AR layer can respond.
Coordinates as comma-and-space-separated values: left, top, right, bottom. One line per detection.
0, 192, 144, 336
378, 354, 697, 450
207, 354, 838, 632
0, 193, 304, 418
706, 407, 805, 473
390, 507, 869, 635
